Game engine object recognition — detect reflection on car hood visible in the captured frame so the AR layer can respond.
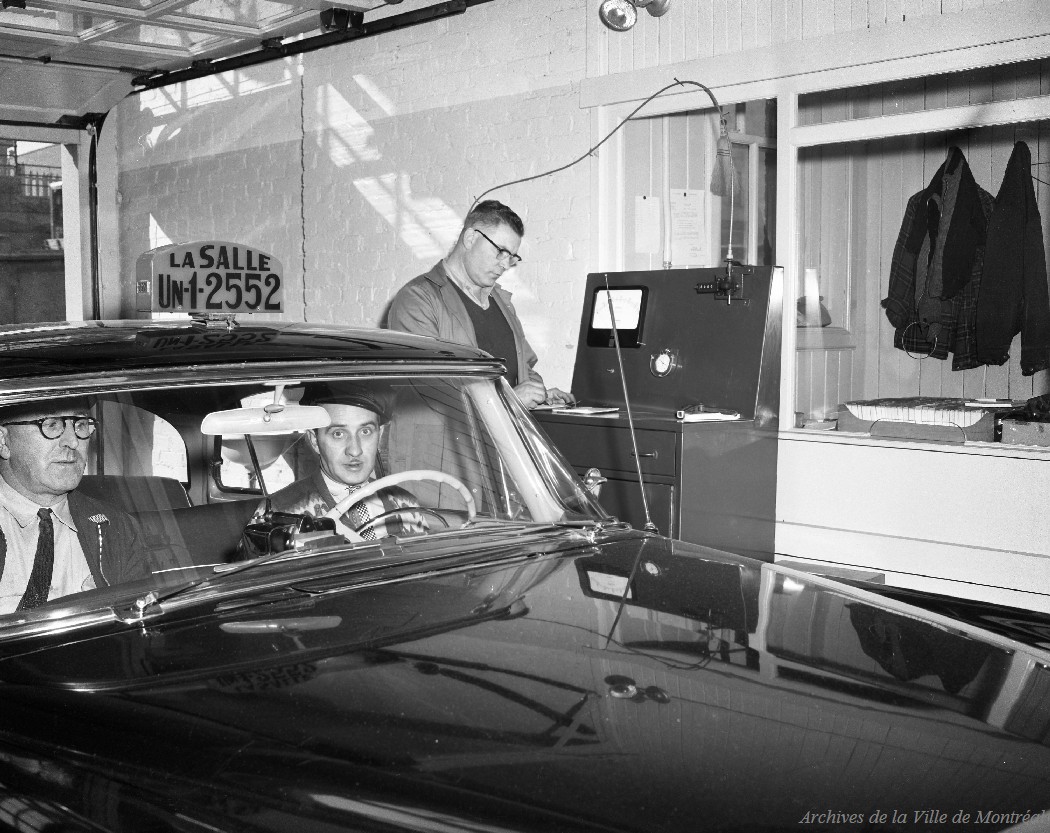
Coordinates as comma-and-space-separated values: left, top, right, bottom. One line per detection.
1, 533, 1049, 832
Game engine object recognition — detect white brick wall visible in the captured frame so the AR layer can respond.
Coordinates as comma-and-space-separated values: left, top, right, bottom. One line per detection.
300, 0, 590, 386
112, 0, 590, 387
112, 62, 306, 320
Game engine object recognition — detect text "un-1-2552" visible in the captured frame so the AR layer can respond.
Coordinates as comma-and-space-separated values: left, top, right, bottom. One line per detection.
153, 271, 283, 313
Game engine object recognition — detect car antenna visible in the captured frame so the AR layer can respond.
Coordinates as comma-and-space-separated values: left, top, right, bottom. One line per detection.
603, 274, 658, 534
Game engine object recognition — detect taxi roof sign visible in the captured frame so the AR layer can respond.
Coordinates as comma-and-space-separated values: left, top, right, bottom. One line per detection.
136, 242, 284, 315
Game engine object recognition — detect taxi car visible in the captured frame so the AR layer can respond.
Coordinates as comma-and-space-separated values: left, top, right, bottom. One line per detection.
0, 316, 1049, 832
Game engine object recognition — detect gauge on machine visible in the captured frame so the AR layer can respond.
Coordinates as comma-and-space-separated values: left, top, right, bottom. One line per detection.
649, 348, 679, 377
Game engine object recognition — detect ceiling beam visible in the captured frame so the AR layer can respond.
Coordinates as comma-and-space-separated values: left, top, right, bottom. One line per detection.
0, 23, 80, 48
0, 51, 129, 75
13, 0, 273, 39
133, 0, 495, 89
0, 24, 198, 61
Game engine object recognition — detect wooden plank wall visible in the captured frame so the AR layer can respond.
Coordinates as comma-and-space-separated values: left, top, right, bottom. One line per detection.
590, 0, 1015, 78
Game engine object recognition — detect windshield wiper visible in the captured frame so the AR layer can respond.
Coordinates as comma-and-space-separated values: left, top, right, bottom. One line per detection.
126, 518, 608, 620
126, 536, 383, 619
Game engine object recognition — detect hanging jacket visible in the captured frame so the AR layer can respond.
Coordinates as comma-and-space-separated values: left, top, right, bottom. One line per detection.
881, 146, 995, 369
975, 141, 1050, 375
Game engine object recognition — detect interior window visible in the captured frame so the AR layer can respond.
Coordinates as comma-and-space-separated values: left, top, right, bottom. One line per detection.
0, 137, 67, 324
794, 60, 1050, 429
621, 98, 777, 272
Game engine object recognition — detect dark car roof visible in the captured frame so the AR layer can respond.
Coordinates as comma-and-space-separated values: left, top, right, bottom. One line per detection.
0, 319, 500, 379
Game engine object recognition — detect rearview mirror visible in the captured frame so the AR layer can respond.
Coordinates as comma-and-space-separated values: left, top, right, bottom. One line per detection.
201, 405, 332, 436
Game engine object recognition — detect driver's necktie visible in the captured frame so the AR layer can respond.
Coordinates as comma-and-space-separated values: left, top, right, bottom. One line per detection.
349, 491, 376, 540
18, 508, 54, 611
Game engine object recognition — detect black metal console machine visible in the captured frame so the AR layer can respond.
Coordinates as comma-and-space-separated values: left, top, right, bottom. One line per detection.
534, 265, 783, 561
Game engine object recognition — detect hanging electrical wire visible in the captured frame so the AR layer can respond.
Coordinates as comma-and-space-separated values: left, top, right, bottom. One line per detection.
469, 78, 730, 211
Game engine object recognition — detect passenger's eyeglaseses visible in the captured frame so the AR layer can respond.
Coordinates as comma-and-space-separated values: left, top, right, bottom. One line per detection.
3, 416, 98, 440
472, 228, 523, 267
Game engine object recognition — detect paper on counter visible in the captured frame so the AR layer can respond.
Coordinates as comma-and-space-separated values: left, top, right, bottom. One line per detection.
679, 411, 740, 422
553, 406, 619, 416
964, 399, 1020, 408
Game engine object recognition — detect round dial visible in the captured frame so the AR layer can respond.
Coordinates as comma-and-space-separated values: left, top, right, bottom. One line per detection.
650, 349, 678, 377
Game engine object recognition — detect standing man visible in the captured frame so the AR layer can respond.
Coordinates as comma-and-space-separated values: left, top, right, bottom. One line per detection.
0, 398, 147, 614
386, 200, 574, 409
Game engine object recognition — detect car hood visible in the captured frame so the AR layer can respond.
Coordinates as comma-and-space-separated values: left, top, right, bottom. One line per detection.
1, 532, 1049, 832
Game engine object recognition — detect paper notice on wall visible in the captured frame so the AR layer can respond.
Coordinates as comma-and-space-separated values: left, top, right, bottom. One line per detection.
634, 195, 661, 254
669, 190, 705, 265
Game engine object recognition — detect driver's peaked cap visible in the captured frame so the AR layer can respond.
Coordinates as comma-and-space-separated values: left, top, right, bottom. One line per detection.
301, 382, 393, 424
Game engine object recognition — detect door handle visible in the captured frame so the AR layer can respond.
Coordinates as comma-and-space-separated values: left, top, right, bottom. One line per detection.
631, 450, 658, 459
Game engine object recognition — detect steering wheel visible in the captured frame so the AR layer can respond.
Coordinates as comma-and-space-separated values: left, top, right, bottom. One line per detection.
323, 470, 476, 531
354, 505, 453, 538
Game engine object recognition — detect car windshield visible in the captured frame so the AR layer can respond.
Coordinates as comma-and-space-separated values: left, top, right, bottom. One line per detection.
0, 373, 606, 628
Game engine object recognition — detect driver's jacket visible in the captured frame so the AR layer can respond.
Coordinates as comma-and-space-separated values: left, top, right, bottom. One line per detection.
256, 470, 428, 540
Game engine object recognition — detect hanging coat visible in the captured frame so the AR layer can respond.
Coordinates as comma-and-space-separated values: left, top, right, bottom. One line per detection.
975, 141, 1050, 375
881, 146, 995, 369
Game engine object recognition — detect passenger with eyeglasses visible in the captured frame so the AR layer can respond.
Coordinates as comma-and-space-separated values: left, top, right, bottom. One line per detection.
0, 398, 149, 614
386, 199, 575, 409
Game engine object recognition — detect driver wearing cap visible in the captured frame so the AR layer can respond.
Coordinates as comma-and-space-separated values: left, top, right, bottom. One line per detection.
260, 383, 428, 541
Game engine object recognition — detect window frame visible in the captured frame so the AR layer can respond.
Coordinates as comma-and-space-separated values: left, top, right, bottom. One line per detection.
774, 39, 1050, 440
784, 71, 1050, 439
0, 122, 94, 322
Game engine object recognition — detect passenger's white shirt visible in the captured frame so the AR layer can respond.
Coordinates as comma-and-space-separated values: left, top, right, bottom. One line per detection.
0, 475, 94, 614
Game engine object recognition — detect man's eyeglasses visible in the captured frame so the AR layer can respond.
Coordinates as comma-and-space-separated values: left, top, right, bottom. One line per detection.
472, 228, 523, 267
2, 416, 98, 440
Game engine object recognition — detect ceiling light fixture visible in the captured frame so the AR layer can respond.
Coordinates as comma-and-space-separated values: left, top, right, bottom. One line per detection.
599, 0, 671, 31
598, 0, 637, 32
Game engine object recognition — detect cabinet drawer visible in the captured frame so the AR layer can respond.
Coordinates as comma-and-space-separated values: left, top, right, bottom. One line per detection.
539, 420, 677, 477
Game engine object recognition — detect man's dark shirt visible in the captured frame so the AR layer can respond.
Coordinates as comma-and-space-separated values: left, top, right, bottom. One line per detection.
450, 281, 519, 387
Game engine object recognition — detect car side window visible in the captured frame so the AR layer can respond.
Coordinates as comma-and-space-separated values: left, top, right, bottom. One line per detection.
214, 434, 300, 494
94, 400, 188, 484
